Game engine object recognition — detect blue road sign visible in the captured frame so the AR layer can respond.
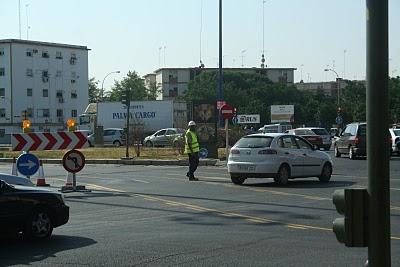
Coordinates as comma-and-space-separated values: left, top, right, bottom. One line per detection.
199, 148, 208, 159
335, 115, 343, 125
16, 153, 40, 177
232, 116, 238, 125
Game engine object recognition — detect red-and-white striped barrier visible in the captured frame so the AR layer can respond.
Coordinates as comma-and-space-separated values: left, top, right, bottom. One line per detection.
11, 131, 89, 151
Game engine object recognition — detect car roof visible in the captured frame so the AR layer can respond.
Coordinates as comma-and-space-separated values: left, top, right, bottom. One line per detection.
245, 133, 285, 138
104, 128, 123, 130
298, 127, 326, 130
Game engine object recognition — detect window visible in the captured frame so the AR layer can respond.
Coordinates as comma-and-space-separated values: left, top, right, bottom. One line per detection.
295, 137, 312, 150
71, 79, 76, 84
56, 90, 63, 98
27, 108, 33, 118
42, 89, 48, 97
71, 72, 76, 78
0, 88, 4, 97
169, 87, 178, 97
56, 51, 62, 59
42, 51, 49, 58
56, 109, 63, 117
71, 109, 77, 117
42, 109, 50, 117
0, 129, 5, 137
26, 49, 33, 57
235, 136, 273, 148
0, 68, 5, 76
278, 136, 297, 149
71, 91, 77, 99
70, 53, 77, 65
26, 68, 33, 77
42, 70, 48, 77
56, 70, 62, 77
27, 88, 33, 96
166, 129, 176, 135
0, 48, 4, 56
0, 108, 5, 118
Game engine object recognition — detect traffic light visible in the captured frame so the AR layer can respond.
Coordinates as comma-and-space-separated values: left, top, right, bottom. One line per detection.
121, 90, 131, 107
22, 119, 31, 133
332, 188, 368, 247
67, 119, 76, 132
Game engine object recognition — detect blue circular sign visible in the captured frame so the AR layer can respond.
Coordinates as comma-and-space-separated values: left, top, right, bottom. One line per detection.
199, 148, 208, 159
16, 153, 40, 177
232, 116, 238, 125
335, 115, 343, 125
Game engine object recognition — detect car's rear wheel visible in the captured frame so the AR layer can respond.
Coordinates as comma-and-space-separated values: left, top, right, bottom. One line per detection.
274, 164, 290, 185
334, 146, 341, 157
24, 209, 53, 240
319, 163, 332, 182
230, 175, 246, 185
349, 146, 357, 160
113, 140, 122, 147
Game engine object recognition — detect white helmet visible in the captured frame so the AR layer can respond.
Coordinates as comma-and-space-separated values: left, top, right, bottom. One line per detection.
188, 121, 196, 126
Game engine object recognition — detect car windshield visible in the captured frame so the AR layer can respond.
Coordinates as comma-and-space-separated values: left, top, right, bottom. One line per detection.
393, 129, 400, 136
294, 129, 316, 135
358, 125, 366, 136
311, 128, 329, 135
177, 128, 185, 134
235, 136, 273, 148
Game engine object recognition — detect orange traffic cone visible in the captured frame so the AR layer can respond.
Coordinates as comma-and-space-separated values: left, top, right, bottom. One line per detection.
36, 160, 50, 186
11, 157, 18, 176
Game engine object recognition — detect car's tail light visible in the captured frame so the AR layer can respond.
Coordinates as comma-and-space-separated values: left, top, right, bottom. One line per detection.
355, 136, 360, 145
230, 149, 240, 155
258, 149, 277, 155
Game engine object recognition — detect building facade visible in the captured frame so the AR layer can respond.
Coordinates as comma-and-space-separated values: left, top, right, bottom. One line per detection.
144, 67, 296, 100
0, 39, 89, 143
295, 79, 349, 96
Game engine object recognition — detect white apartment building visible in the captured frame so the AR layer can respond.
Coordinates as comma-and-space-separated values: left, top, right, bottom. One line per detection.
0, 39, 89, 143
144, 67, 296, 100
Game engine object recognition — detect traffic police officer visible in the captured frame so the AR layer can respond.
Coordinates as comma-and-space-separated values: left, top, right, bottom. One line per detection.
184, 121, 200, 181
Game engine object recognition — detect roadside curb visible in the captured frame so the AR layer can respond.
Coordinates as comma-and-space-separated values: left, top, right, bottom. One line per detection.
0, 158, 219, 166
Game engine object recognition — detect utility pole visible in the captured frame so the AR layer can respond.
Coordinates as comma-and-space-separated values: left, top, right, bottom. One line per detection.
366, 0, 390, 266
217, 0, 224, 126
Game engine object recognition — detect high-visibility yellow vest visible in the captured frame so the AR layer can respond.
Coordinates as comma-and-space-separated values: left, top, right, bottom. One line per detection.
184, 130, 200, 154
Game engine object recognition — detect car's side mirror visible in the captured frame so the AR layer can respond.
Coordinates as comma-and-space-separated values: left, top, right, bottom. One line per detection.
0, 180, 6, 192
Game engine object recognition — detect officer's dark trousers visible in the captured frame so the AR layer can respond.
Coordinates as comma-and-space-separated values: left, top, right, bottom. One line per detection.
188, 152, 199, 177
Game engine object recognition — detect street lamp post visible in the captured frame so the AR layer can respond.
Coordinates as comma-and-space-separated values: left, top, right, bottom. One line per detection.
101, 70, 121, 101
324, 68, 341, 107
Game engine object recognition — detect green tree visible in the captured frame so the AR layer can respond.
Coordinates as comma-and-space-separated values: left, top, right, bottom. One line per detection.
340, 81, 366, 123
108, 71, 148, 101
147, 81, 162, 100
88, 77, 100, 103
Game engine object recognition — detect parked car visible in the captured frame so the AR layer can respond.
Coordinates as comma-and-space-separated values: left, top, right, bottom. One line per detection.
87, 128, 125, 147
144, 128, 185, 147
0, 173, 34, 186
333, 122, 366, 159
0, 180, 69, 240
389, 128, 400, 155
285, 128, 323, 149
227, 133, 333, 185
303, 127, 332, 150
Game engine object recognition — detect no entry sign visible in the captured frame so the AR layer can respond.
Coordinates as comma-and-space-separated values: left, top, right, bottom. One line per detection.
220, 104, 235, 120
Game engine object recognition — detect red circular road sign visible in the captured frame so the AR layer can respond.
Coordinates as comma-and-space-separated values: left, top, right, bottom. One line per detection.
62, 149, 85, 173
220, 104, 235, 120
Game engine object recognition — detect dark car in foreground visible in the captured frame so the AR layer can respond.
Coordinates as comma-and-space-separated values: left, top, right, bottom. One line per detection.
0, 180, 69, 240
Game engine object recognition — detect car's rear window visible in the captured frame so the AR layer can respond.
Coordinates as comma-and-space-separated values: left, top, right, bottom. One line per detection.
393, 129, 400, 136
294, 129, 316, 135
311, 128, 329, 135
358, 125, 366, 136
236, 136, 273, 148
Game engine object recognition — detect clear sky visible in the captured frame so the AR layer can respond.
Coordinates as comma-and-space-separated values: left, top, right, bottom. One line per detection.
1, 0, 399, 91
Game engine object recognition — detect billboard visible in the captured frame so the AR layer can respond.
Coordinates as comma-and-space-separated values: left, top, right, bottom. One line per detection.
237, 114, 260, 124
271, 105, 294, 123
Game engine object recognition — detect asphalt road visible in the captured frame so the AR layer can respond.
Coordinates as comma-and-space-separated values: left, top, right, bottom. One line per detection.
1, 153, 400, 267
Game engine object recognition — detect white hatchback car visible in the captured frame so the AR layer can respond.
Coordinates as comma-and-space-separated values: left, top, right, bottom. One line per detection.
389, 128, 400, 155
227, 133, 333, 185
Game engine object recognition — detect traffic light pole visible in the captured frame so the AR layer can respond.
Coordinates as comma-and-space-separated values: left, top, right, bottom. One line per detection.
366, 0, 391, 266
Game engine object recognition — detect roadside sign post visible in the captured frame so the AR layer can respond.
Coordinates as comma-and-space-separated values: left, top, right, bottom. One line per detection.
220, 104, 235, 161
61, 149, 90, 193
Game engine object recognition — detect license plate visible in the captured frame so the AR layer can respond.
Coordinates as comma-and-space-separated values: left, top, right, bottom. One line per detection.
238, 165, 255, 171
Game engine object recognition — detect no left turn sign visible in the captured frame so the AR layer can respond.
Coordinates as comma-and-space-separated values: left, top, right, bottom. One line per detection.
63, 149, 85, 173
